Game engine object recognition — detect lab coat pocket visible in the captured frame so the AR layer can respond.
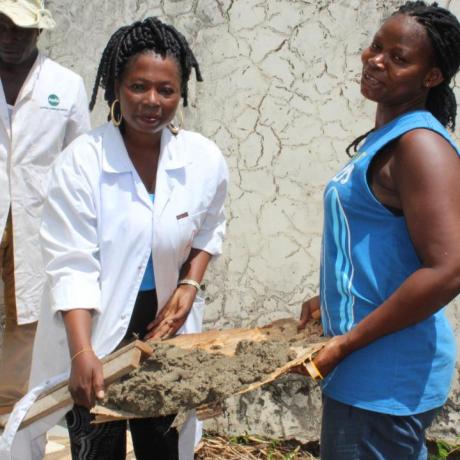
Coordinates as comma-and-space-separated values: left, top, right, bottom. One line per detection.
22, 164, 52, 214
178, 295, 205, 335
177, 210, 206, 262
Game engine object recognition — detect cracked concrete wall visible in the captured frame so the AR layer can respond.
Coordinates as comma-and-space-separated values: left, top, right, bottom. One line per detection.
34, 0, 460, 442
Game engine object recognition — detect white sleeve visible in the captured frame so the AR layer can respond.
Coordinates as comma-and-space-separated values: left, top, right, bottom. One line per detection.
40, 151, 101, 313
192, 154, 229, 256
63, 77, 91, 147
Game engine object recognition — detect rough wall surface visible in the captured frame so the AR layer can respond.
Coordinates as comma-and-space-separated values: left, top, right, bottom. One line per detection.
37, 0, 460, 442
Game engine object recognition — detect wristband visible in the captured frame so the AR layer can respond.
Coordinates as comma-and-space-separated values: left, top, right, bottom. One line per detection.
178, 278, 201, 291
305, 357, 324, 381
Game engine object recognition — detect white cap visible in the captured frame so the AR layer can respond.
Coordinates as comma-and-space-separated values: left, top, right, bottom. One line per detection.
0, 0, 55, 29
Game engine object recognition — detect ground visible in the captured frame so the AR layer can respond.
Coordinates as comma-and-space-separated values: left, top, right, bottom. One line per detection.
44, 429, 319, 459
44, 430, 460, 459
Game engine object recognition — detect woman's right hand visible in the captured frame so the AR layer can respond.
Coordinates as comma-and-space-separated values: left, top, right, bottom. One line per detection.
69, 350, 105, 409
62, 309, 104, 408
298, 295, 321, 330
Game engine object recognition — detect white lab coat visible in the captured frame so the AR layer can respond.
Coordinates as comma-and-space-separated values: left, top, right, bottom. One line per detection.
9, 122, 228, 459
0, 52, 91, 324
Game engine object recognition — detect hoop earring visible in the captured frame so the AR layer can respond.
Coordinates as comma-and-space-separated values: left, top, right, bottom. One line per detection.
110, 99, 123, 127
168, 110, 184, 135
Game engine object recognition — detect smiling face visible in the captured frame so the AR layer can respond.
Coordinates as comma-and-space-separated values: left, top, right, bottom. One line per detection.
361, 14, 443, 110
116, 51, 182, 137
0, 14, 39, 65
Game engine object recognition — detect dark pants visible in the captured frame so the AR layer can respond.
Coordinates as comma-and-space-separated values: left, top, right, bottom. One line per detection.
66, 406, 178, 460
320, 394, 440, 460
66, 290, 179, 460
0, 212, 37, 412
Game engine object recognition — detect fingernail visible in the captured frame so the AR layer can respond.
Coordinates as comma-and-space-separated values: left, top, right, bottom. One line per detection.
96, 390, 105, 399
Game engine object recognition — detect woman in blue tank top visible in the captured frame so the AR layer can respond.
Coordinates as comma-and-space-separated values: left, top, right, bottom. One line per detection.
298, 3, 460, 459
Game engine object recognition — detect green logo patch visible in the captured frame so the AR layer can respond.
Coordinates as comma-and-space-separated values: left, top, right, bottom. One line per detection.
48, 94, 60, 107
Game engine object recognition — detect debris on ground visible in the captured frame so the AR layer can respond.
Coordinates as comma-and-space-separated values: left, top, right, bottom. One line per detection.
194, 433, 320, 459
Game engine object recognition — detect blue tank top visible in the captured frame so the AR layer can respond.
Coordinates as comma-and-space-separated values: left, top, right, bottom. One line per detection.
320, 110, 457, 415
139, 193, 156, 291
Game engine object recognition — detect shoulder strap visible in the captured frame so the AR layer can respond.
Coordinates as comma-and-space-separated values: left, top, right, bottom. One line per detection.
360, 111, 459, 157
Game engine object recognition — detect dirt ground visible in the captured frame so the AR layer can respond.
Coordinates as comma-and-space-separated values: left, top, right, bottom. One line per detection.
44, 432, 320, 459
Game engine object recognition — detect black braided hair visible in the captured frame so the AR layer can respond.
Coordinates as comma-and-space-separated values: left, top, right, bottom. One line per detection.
346, 128, 375, 157
89, 17, 203, 116
398, 1, 460, 130
346, 1, 460, 157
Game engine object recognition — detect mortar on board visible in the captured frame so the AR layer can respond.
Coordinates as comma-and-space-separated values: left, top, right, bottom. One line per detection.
93, 318, 327, 422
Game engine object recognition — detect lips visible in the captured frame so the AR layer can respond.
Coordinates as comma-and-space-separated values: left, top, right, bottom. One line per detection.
138, 114, 161, 124
1, 47, 22, 56
362, 70, 383, 88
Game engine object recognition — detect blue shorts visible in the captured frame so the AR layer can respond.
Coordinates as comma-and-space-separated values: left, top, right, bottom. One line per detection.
320, 395, 440, 460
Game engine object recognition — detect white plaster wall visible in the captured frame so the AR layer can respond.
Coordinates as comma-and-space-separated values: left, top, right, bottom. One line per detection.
37, 0, 460, 442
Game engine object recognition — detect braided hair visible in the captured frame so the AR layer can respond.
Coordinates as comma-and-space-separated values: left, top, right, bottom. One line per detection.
399, 1, 460, 130
346, 1, 460, 156
89, 17, 203, 116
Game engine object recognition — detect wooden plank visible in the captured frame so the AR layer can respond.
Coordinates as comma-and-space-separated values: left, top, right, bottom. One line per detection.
15, 340, 153, 429
164, 318, 323, 357
196, 401, 225, 421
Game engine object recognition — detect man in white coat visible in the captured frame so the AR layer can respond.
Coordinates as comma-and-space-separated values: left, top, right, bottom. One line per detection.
0, 0, 90, 414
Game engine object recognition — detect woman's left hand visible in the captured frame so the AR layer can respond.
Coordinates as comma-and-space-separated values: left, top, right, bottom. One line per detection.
145, 285, 197, 340
311, 334, 351, 378
290, 334, 351, 378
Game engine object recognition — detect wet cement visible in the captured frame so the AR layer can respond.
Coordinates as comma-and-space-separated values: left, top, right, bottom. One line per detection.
104, 320, 322, 418
105, 340, 298, 417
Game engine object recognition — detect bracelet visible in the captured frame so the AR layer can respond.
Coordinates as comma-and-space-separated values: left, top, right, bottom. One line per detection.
71, 347, 94, 362
304, 354, 324, 381
178, 278, 201, 291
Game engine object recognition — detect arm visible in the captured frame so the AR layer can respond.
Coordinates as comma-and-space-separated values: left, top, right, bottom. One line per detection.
146, 151, 229, 340
63, 309, 104, 408
145, 248, 211, 340
314, 130, 460, 377
41, 150, 103, 406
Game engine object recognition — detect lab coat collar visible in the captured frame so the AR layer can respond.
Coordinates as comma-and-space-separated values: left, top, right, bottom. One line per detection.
0, 79, 9, 139
16, 52, 44, 104
101, 124, 188, 173
101, 123, 133, 174
0, 52, 44, 139
101, 123, 154, 209
161, 127, 188, 171
154, 128, 188, 216
101, 124, 188, 213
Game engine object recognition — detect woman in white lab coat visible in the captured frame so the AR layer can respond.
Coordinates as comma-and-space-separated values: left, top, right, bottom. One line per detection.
29, 17, 228, 460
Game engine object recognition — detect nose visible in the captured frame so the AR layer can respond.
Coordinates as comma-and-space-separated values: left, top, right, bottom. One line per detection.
145, 89, 160, 107
368, 52, 385, 69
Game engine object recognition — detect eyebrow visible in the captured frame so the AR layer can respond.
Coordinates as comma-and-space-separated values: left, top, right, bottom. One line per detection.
372, 36, 413, 52
129, 78, 177, 85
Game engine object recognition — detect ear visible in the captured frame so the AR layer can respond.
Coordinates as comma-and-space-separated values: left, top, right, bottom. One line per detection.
423, 67, 444, 89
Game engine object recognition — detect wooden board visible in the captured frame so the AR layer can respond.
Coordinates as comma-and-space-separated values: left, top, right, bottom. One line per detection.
164, 318, 323, 356
11, 340, 153, 430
